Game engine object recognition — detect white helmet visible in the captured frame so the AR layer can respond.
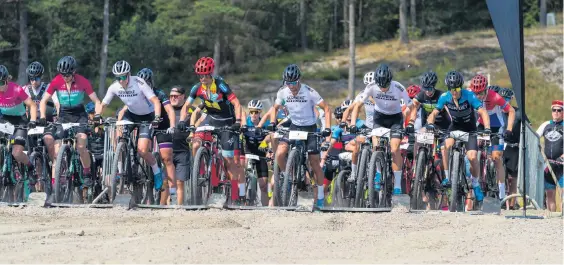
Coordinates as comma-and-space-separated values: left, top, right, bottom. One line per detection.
341, 99, 353, 110
112, 60, 131, 76
248, 99, 263, 110
363, 71, 375, 85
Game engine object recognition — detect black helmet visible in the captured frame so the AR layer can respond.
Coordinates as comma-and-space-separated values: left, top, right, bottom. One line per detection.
0, 65, 8, 81
283, 64, 301, 82
420, 71, 438, 90
498, 88, 515, 99
374, 64, 393, 88
444, 70, 464, 89
137, 68, 154, 88
488, 85, 501, 93
26, 61, 44, 78
57, 56, 77, 74
333, 106, 344, 119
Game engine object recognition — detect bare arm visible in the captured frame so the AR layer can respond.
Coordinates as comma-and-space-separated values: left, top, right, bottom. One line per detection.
88, 92, 102, 115
231, 98, 242, 121
506, 106, 515, 131
477, 108, 490, 129
24, 97, 37, 121
190, 108, 201, 126
409, 99, 421, 124
117, 105, 128, 121
164, 104, 176, 128
149, 96, 162, 117
350, 101, 364, 125
179, 100, 193, 122
39, 92, 53, 119
426, 109, 440, 125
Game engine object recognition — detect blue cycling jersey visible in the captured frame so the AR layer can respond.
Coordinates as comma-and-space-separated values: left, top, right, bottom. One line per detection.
331, 119, 365, 142
435, 89, 482, 129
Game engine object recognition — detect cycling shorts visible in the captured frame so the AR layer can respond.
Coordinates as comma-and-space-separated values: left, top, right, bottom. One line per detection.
54, 107, 89, 140
478, 125, 504, 151
323, 156, 340, 181
122, 110, 154, 140
280, 123, 320, 155
1, 115, 28, 147
194, 115, 239, 158
155, 132, 173, 149
173, 151, 191, 182
447, 125, 478, 151
503, 145, 519, 176
373, 111, 403, 139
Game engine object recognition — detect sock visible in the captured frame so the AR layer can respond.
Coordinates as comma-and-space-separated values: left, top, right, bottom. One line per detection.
393, 170, 402, 189
444, 170, 450, 179
151, 164, 160, 174
317, 185, 324, 200
471, 175, 479, 187
351, 164, 357, 176
499, 183, 506, 199
238, 183, 246, 197
118, 161, 123, 174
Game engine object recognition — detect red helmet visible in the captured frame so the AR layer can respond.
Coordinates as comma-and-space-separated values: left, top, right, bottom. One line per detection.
407, 85, 421, 98
470, 74, 488, 93
194, 57, 215, 75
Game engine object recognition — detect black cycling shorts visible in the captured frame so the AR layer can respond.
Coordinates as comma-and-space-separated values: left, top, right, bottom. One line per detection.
195, 115, 239, 158
1, 115, 28, 147
155, 132, 173, 149
373, 111, 403, 139
448, 124, 478, 151
280, 123, 320, 154
122, 110, 154, 140
173, 151, 191, 182
503, 145, 519, 176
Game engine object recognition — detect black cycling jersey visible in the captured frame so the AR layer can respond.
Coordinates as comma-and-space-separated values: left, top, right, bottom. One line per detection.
541, 120, 563, 160
436, 89, 482, 131
173, 106, 191, 153
187, 76, 237, 119
415, 89, 450, 129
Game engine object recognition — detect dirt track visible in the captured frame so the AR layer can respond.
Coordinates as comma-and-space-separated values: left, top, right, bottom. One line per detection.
0, 204, 562, 264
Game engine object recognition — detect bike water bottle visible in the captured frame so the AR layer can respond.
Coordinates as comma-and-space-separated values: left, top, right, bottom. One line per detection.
374, 170, 381, 191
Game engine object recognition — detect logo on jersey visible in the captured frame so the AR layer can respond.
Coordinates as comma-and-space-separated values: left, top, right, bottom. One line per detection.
117, 90, 138, 98
286, 95, 307, 103
545, 130, 562, 142
374, 93, 397, 101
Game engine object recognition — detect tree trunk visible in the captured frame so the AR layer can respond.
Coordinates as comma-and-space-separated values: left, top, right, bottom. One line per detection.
357, 0, 362, 39
213, 37, 220, 76
419, 0, 425, 35
328, 0, 336, 51
347, 0, 356, 99
300, 0, 307, 51
410, 0, 416, 27
399, 0, 409, 44
540, 0, 547, 27
343, 0, 348, 48
17, 1, 28, 85
98, 0, 110, 95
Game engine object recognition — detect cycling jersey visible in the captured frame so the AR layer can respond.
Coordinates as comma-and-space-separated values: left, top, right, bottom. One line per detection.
102, 76, 156, 116
435, 89, 482, 129
188, 76, 236, 118
275, 83, 323, 126
243, 116, 270, 154
354, 93, 375, 128
414, 89, 450, 129
354, 81, 410, 115
47, 74, 94, 110
478, 89, 511, 128
0, 82, 28, 116
537, 120, 563, 160
24, 83, 58, 120
173, 106, 193, 153
153, 88, 171, 129
331, 119, 365, 143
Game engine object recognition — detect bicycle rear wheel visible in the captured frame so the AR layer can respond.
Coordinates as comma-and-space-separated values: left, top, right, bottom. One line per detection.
53, 144, 73, 203
283, 149, 300, 207
29, 151, 47, 193
370, 151, 389, 208
333, 170, 350, 207
272, 158, 282, 206
109, 142, 128, 203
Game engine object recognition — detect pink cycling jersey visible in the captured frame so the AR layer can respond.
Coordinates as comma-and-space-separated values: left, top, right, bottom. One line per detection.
478, 89, 510, 128
0, 82, 29, 116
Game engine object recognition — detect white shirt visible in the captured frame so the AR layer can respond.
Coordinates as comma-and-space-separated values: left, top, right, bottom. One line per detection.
275, 83, 323, 126
354, 93, 375, 128
102, 76, 156, 115
354, 80, 410, 115
24, 83, 59, 105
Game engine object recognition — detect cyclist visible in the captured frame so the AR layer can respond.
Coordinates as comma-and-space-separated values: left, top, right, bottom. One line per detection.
498, 88, 522, 209
135, 67, 176, 205
23, 61, 59, 169
469, 74, 515, 201
343, 71, 376, 129
85, 102, 104, 185
426, 70, 491, 205
350, 64, 411, 195
0, 65, 38, 180
95, 60, 164, 191
241, 99, 271, 206
177, 57, 245, 203
404, 85, 422, 130
267, 64, 331, 207
407, 71, 451, 184
536, 100, 563, 212
40, 56, 102, 192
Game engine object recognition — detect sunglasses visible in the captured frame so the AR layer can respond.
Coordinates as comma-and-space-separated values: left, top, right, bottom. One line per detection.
285, 81, 298, 86
552, 108, 563, 113
0, 80, 6, 86
449, 87, 462, 92
249, 110, 261, 115
115, 75, 128, 81
62, 73, 73, 78
169, 94, 183, 99
198, 74, 211, 80
422, 87, 434, 91
29, 76, 41, 82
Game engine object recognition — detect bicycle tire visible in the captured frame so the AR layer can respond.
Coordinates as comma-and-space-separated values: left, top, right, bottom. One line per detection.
109, 142, 128, 203
333, 170, 350, 207
355, 148, 370, 207
29, 151, 46, 193
54, 144, 73, 203
283, 149, 300, 207
272, 158, 282, 206
0, 144, 5, 201
367, 151, 386, 208
246, 170, 258, 206
448, 150, 464, 212
411, 148, 427, 210
486, 159, 497, 198
191, 147, 210, 205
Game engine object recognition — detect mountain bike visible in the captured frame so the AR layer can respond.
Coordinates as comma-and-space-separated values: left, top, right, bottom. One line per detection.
477, 132, 500, 199
270, 127, 288, 207
27, 126, 50, 194
400, 136, 414, 196
0, 122, 32, 203
365, 127, 401, 208
353, 127, 374, 208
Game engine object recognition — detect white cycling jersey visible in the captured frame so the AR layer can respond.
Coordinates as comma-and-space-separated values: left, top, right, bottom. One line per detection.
354, 80, 410, 115
354, 93, 375, 128
102, 76, 156, 115
275, 83, 323, 127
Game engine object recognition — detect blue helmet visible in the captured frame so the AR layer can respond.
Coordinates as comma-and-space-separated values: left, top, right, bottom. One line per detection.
85, 102, 95, 114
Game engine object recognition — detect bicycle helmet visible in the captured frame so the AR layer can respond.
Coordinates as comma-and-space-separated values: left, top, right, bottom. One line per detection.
363, 71, 375, 85
444, 70, 464, 89
57, 56, 77, 74
498, 88, 515, 100
333, 106, 344, 119
112, 60, 131, 76
374, 64, 393, 88
341, 99, 353, 110
407, 85, 421, 98
420, 71, 438, 90
469, 74, 488, 93
194, 57, 215, 75
26, 61, 44, 78
488, 85, 501, 93
137, 68, 154, 87
247, 99, 263, 110
283, 64, 301, 82
0, 65, 8, 81
85, 102, 95, 114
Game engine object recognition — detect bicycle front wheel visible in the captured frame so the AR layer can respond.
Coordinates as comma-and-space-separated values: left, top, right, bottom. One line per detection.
53, 144, 73, 203
109, 142, 128, 203
191, 147, 211, 205
411, 148, 427, 210
448, 150, 465, 212
283, 149, 300, 207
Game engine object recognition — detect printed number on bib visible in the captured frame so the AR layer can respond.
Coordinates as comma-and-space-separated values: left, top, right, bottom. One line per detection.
416, 132, 434, 144
28, 126, 45, 135
288, 131, 308, 140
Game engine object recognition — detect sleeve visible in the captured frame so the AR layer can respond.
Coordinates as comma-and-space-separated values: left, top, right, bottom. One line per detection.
157, 90, 170, 106
275, 88, 285, 106
331, 127, 341, 139
536, 121, 550, 136
82, 76, 95, 95
308, 87, 324, 105
494, 93, 511, 112
354, 85, 372, 103
435, 93, 447, 111
399, 86, 412, 106
468, 90, 483, 110
101, 84, 115, 105
187, 84, 199, 104
51, 88, 59, 105
217, 80, 237, 102
23, 86, 31, 97
137, 78, 156, 100
46, 78, 56, 94
17, 86, 30, 101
